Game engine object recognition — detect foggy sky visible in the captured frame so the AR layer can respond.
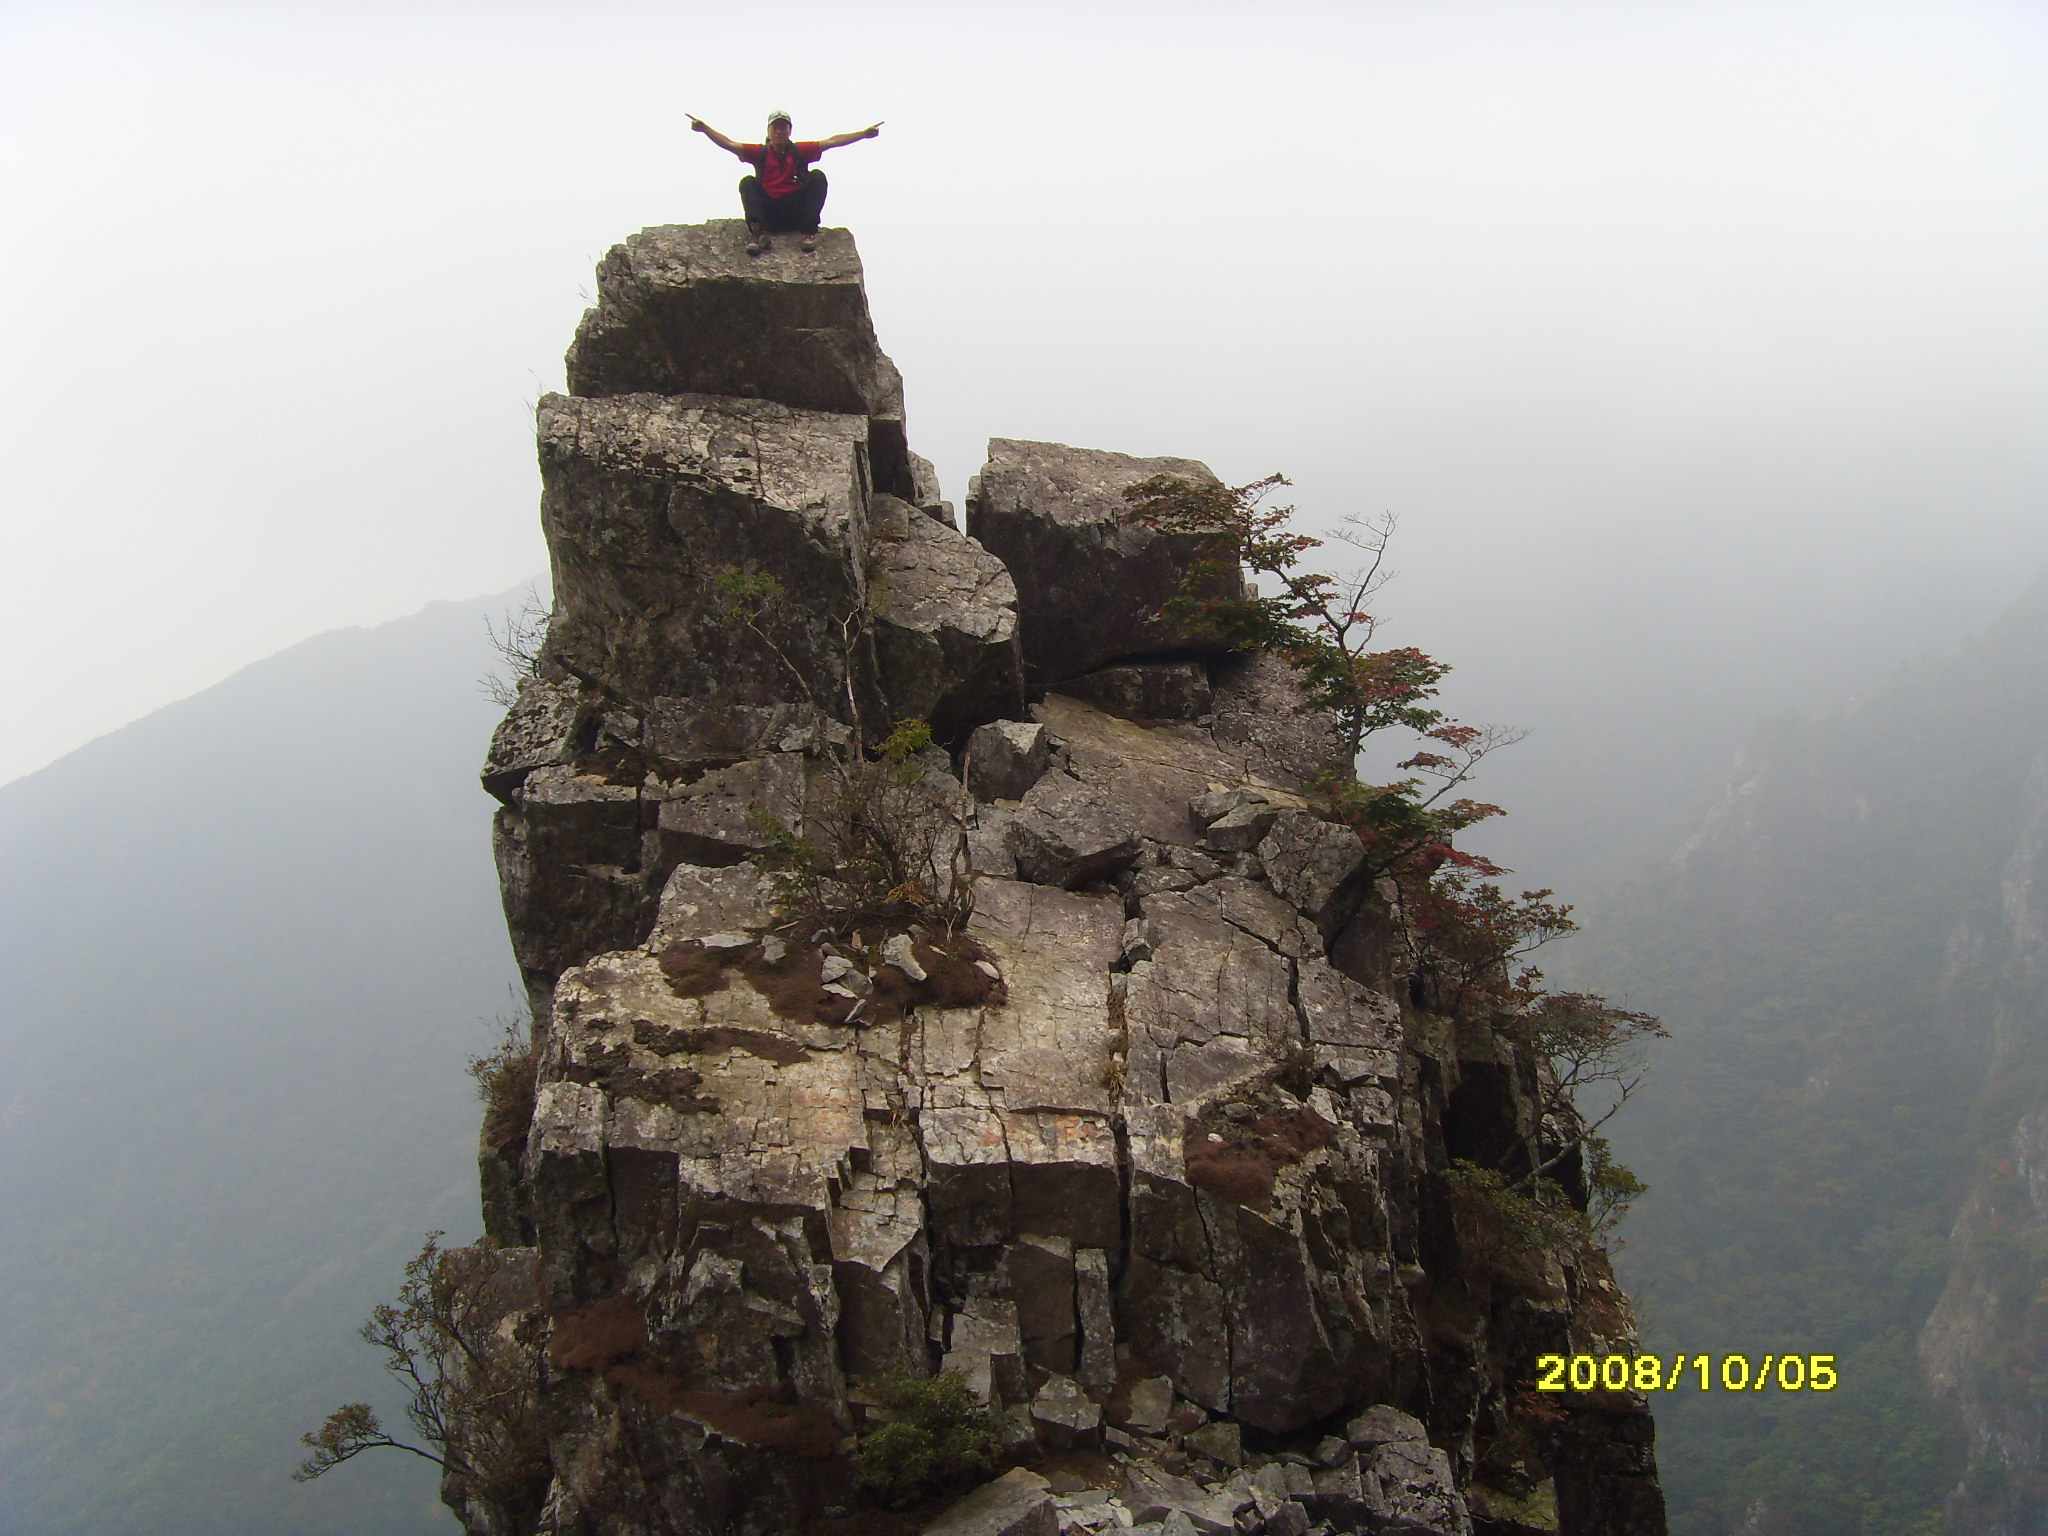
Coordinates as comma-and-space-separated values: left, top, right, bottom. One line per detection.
6, 0, 2046, 876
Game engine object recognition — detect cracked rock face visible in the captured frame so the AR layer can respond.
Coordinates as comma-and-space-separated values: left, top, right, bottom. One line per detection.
467, 223, 1663, 1536
867, 492, 1026, 740
538, 391, 873, 712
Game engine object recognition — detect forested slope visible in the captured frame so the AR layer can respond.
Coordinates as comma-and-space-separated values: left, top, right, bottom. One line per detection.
0, 594, 523, 1535
1573, 578, 2048, 1534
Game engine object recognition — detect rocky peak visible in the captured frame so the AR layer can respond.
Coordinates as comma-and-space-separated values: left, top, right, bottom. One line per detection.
467, 222, 1664, 1536
566, 221, 914, 499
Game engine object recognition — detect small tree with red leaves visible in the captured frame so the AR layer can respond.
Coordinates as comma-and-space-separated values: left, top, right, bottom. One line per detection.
1123, 474, 1448, 764
1124, 470, 1662, 1242
1125, 474, 1525, 874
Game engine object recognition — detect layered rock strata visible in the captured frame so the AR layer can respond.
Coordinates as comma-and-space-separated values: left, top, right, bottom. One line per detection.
471, 222, 1664, 1536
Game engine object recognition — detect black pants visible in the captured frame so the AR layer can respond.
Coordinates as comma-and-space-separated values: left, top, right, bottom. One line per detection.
740, 173, 828, 233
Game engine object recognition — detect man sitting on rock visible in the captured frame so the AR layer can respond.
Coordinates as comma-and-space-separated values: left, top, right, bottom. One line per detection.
688, 109, 882, 255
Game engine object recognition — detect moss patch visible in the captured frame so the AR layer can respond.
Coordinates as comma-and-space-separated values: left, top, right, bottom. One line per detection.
549, 1294, 648, 1371
657, 931, 1004, 1031
657, 941, 733, 999
608, 1371, 841, 1458
564, 1051, 719, 1112
633, 1018, 809, 1065
741, 945, 861, 1029
1183, 1101, 1334, 1210
863, 935, 1005, 1027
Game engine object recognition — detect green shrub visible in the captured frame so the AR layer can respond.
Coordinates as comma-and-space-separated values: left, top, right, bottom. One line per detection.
856, 1372, 1008, 1509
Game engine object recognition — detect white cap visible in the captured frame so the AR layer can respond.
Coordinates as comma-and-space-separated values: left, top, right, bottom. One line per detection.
766, 109, 792, 129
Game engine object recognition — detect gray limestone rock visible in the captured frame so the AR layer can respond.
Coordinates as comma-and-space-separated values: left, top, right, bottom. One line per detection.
481, 673, 589, 803
1184, 1421, 1243, 1469
967, 802, 1021, 878
1029, 1373, 1102, 1451
1346, 1405, 1428, 1448
1074, 1247, 1117, 1389
1008, 772, 1144, 888
565, 221, 915, 496
1206, 651, 1351, 788
1010, 1233, 1078, 1372
1256, 813, 1370, 939
1295, 959, 1398, 1050
537, 391, 873, 714
968, 719, 1053, 802
1369, 1439, 1471, 1536
909, 451, 955, 524
923, 1468, 1058, 1536
493, 767, 652, 994
832, 1148, 931, 1381
966, 439, 1243, 687
1119, 1465, 1241, 1536
881, 932, 928, 982
1184, 876, 1322, 961
647, 859, 774, 947
1202, 801, 1280, 854
1188, 787, 1268, 832
1034, 693, 1302, 851
641, 696, 845, 775
652, 753, 805, 867
944, 1296, 1029, 1406
1122, 892, 1298, 1104
1065, 660, 1214, 723
1120, 1376, 1175, 1435
867, 492, 1025, 739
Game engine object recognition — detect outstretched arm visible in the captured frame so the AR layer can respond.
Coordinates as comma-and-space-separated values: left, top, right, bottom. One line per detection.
816, 123, 883, 151
687, 115, 746, 156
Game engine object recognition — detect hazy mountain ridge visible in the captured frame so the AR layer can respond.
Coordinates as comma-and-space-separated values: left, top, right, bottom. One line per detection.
0, 594, 527, 1535
1575, 578, 2048, 1534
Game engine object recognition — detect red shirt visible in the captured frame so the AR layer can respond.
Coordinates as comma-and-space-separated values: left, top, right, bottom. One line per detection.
739, 141, 822, 199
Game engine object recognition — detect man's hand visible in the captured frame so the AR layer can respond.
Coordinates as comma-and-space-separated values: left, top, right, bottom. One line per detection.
863, 122, 883, 139
687, 115, 741, 154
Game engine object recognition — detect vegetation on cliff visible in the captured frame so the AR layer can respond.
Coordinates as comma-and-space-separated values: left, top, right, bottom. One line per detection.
1126, 470, 1664, 1253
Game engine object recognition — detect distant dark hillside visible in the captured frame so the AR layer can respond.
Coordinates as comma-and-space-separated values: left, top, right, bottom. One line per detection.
0, 593, 529, 1536
1573, 577, 2048, 1535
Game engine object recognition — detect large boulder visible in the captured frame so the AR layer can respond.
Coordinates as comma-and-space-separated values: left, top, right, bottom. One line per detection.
922, 1468, 1057, 1536
537, 391, 872, 719
565, 222, 913, 495
965, 720, 1052, 802
866, 492, 1025, 739
1006, 772, 1145, 889
965, 439, 1244, 687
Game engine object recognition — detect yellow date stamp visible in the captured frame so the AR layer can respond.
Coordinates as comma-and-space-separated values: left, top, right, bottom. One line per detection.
1535, 1353, 1839, 1393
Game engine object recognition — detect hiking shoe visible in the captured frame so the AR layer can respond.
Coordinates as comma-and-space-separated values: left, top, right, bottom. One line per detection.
746, 227, 770, 256
800, 232, 817, 252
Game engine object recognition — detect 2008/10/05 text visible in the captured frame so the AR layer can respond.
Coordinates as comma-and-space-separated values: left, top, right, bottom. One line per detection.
1535, 1354, 1840, 1392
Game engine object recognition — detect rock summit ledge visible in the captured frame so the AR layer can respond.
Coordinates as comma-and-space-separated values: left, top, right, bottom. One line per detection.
464, 223, 1665, 1536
